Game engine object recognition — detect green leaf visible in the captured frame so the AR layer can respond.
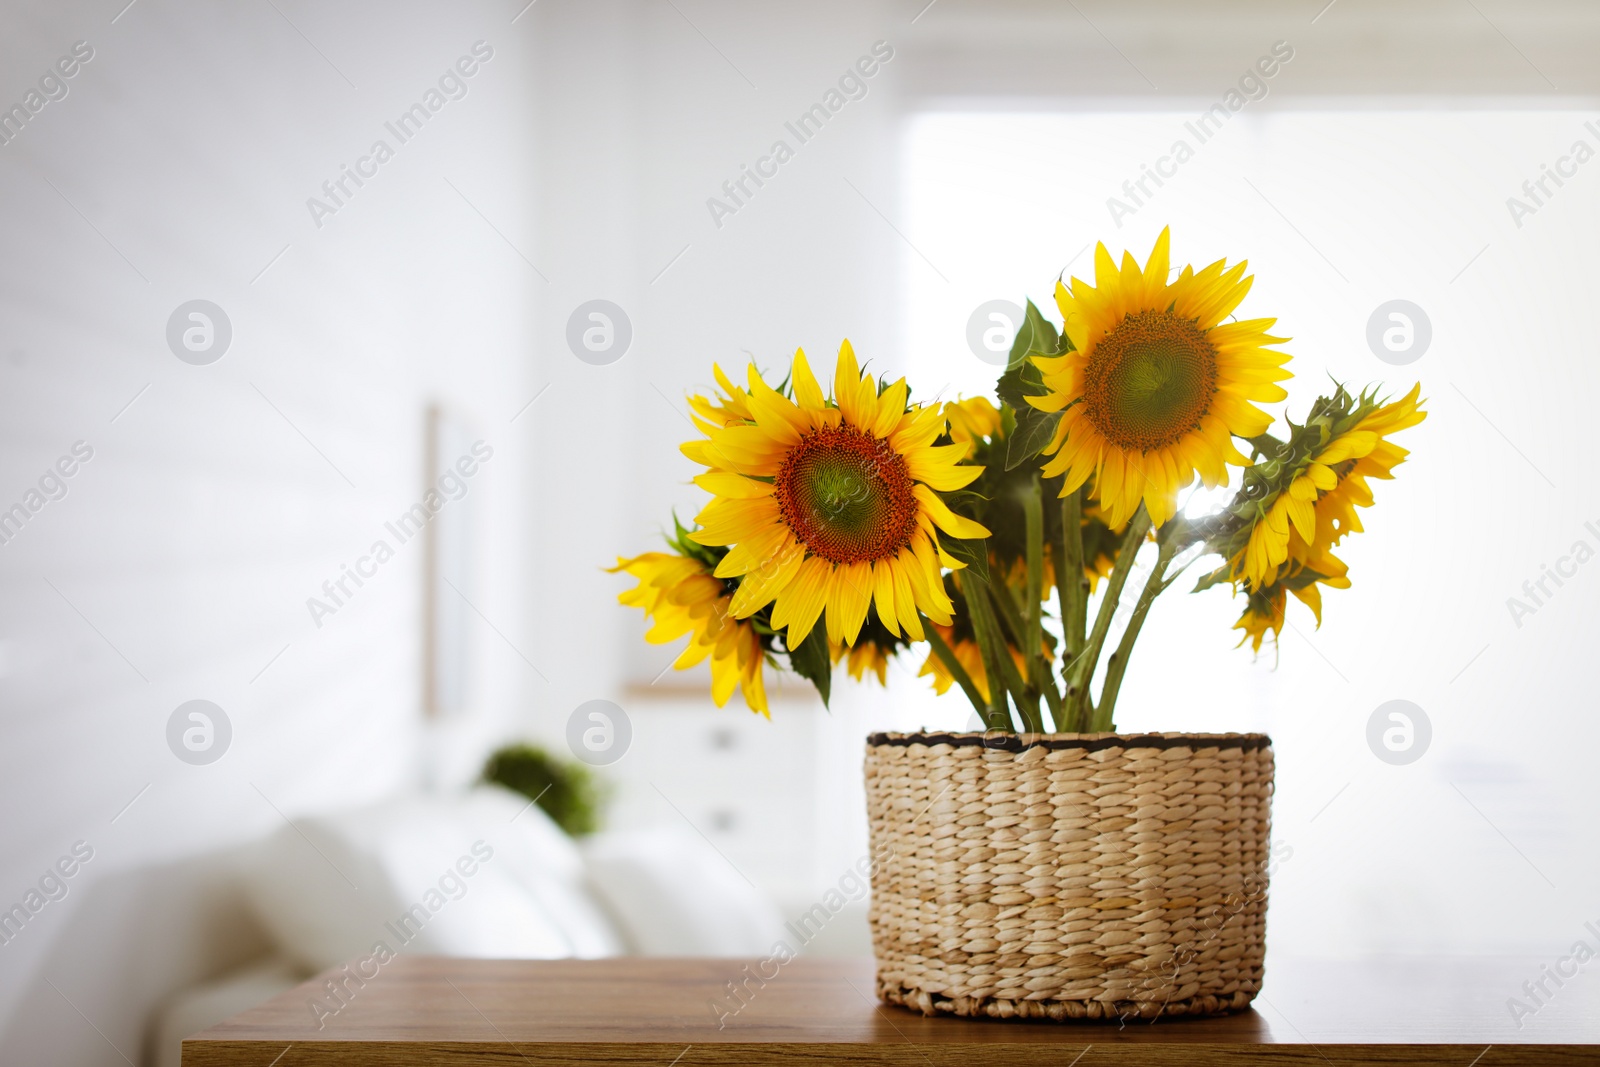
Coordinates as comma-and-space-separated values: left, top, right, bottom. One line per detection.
939, 488, 989, 516
1005, 306, 1035, 371
939, 531, 990, 583
786, 623, 832, 707
1004, 299, 1061, 372
1192, 564, 1232, 593
667, 512, 722, 570
1023, 299, 1059, 357
1005, 407, 1062, 471
996, 359, 1049, 411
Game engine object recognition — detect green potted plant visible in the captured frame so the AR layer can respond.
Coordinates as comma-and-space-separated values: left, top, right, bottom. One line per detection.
482, 743, 608, 837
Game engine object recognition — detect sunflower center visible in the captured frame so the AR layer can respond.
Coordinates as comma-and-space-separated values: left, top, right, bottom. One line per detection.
774, 425, 918, 565
1082, 308, 1219, 452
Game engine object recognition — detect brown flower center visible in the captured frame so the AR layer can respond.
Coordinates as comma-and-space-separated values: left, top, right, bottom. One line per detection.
1082, 308, 1220, 452
774, 426, 918, 565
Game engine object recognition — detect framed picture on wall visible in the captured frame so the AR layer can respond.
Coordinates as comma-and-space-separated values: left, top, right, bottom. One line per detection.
424, 403, 482, 718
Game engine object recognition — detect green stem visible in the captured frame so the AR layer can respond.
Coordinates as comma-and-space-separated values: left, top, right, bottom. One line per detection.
988, 622, 1040, 733
923, 620, 989, 724
1037, 660, 1063, 729
1061, 488, 1087, 654
1049, 537, 1072, 651
1094, 531, 1181, 732
1055, 489, 1090, 730
956, 569, 1016, 731
1021, 479, 1050, 726
1068, 504, 1152, 732
983, 579, 1044, 733
984, 569, 1028, 651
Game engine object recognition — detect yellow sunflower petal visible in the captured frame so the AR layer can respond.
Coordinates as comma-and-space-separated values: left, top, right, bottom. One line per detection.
791, 347, 826, 413
772, 556, 832, 650
886, 557, 924, 641
913, 485, 990, 540
872, 558, 900, 638
833, 340, 871, 428
727, 537, 807, 617
869, 378, 908, 439
693, 472, 773, 499
744, 365, 808, 444
817, 561, 875, 646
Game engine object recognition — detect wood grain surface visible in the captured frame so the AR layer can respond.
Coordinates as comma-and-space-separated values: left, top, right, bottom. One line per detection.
183, 955, 1600, 1065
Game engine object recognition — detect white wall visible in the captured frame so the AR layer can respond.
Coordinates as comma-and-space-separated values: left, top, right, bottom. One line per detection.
0, 2, 538, 1062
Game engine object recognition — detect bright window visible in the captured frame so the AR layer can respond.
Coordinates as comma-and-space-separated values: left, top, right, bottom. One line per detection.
897, 108, 1600, 958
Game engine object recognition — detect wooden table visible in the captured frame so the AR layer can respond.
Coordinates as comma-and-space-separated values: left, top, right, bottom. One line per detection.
184, 956, 1600, 1065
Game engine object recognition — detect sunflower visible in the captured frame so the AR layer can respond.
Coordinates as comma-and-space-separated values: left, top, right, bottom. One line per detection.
683, 341, 989, 650
1232, 554, 1350, 653
608, 541, 771, 716
1233, 583, 1284, 654
943, 395, 1003, 456
1029, 228, 1293, 529
1241, 384, 1426, 588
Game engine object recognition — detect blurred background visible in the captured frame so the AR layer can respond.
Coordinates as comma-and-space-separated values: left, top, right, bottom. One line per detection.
2, 0, 1598, 1062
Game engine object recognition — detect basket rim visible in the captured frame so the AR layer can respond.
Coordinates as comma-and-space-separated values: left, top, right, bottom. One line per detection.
865, 730, 1271, 752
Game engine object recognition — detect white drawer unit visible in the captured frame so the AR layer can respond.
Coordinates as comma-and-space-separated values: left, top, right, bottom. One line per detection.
601, 696, 825, 898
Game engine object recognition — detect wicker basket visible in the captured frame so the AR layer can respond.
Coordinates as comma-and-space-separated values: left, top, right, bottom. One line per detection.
864, 731, 1274, 1021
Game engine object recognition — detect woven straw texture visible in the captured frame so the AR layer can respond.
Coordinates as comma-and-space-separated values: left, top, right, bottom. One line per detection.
865, 732, 1273, 1021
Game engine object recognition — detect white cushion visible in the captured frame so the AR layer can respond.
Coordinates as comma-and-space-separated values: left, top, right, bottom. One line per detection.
243, 786, 622, 971
581, 828, 787, 956
460, 786, 621, 958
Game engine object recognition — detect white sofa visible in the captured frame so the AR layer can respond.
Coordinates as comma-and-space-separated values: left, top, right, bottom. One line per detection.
151, 784, 788, 1067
